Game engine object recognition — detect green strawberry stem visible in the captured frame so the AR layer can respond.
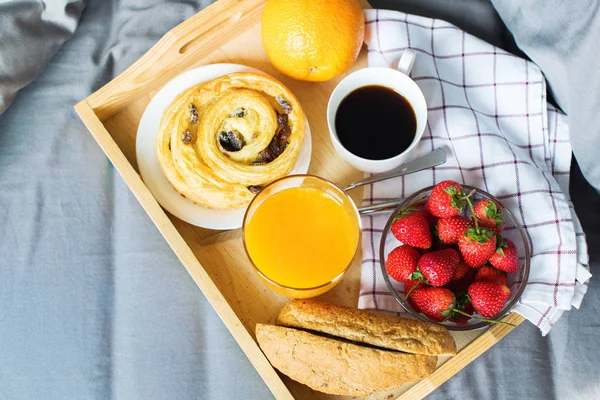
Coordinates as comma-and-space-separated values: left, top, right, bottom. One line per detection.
451, 308, 516, 327
404, 281, 420, 300
462, 188, 476, 200
404, 269, 429, 301
463, 191, 480, 232
495, 235, 507, 255
496, 235, 507, 247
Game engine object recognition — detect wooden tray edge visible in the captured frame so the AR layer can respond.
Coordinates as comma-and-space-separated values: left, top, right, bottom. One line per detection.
74, 99, 294, 400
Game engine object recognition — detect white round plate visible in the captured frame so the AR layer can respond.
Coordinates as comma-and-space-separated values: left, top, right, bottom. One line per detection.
136, 64, 312, 230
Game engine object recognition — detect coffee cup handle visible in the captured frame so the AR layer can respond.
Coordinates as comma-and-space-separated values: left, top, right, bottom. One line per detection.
397, 49, 416, 76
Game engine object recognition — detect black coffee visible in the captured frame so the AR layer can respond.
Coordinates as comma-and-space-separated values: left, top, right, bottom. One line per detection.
335, 85, 417, 160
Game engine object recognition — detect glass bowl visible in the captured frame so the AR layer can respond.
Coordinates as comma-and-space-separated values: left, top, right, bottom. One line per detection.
379, 185, 530, 330
243, 175, 361, 298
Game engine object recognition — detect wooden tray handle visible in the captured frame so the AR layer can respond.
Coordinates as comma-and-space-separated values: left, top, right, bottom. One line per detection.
177, 9, 243, 55
86, 0, 266, 121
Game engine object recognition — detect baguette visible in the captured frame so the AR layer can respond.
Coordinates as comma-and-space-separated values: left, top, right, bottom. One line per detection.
256, 324, 437, 397
276, 299, 456, 356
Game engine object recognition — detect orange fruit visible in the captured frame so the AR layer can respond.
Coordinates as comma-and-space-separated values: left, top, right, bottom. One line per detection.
261, 0, 365, 82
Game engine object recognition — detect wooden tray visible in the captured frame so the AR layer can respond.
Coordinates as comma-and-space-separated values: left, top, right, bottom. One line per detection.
75, 0, 525, 398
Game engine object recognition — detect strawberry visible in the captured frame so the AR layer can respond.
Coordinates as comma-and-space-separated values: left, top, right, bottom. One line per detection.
458, 226, 497, 268
426, 180, 466, 218
489, 237, 520, 273
391, 207, 432, 249
411, 287, 456, 322
385, 245, 421, 283
468, 281, 511, 318
451, 260, 471, 282
404, 278, 426, 312
474, 199, 505, 232
475, 265, 509, 286
411, 249, 459, 287
437, 216, 473, 245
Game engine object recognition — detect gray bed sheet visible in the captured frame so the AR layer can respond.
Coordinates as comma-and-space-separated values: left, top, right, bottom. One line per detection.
0, 0, 598, 399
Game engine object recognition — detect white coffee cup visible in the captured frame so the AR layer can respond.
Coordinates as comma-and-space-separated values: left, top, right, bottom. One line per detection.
327, 50, 427, 173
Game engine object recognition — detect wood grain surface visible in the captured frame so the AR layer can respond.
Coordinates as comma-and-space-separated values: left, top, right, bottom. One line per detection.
75, 1, 524, 399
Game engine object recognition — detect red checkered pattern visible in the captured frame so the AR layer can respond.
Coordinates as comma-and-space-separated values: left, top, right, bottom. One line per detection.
358, 10, 591, 335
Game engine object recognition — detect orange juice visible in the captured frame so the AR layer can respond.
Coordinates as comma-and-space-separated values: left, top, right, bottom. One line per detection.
244, 183, 360, 297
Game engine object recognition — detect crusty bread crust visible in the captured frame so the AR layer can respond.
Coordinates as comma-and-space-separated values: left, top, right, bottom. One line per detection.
276, 299, 456, 356
256, 324, 437, 396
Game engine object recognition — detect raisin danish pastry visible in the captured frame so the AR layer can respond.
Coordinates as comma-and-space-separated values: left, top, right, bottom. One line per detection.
156, 72, 305, 209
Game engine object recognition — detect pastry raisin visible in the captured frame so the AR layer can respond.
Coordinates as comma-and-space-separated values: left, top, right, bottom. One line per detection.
231, 107, 246, 117
276, 96, 292, 114
276, 112, 291, 141
247, 185, 264, 194
268, 139, 282, 156
189, 104, 198, 123
277, 113, 288, 129
277, 125, 291, 141
218, 131, 245, 152
279, 139, 289, 152
182, 130, 193, 144
258, 149, 275, 162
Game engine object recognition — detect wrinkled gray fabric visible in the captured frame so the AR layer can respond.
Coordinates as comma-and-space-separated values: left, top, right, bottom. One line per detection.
0, 1, 272, 399
0, 0, 599, 399
0, 0, 85, 113
490, 0, 600, 191
371, 0, 523, 56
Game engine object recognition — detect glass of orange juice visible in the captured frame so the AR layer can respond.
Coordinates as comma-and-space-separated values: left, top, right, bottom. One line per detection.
243, 175, 361, 298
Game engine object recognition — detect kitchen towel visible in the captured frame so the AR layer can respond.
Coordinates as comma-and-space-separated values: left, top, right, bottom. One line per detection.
358, 10, 591, 335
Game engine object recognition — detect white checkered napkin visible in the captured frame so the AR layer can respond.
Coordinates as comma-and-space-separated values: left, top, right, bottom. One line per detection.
357, 10, 591, 335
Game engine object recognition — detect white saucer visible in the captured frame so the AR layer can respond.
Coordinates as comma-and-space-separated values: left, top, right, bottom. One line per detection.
136, 64, 312, 230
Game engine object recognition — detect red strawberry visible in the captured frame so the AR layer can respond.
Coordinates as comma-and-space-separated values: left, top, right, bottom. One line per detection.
451, 260, 471, 282
426, 180, 466, 218
404, 278, 426, 312
411, 249, 459, 287
468, 281, 511, 318
437, 216, 473, 245
458, 226, 497, 268
474, 199, 505, 232
391, 208, 432, 249
385, 245, 421, 283
411, 287, 456, 322
475, 265, 509, 286
489, 237, 520, 273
